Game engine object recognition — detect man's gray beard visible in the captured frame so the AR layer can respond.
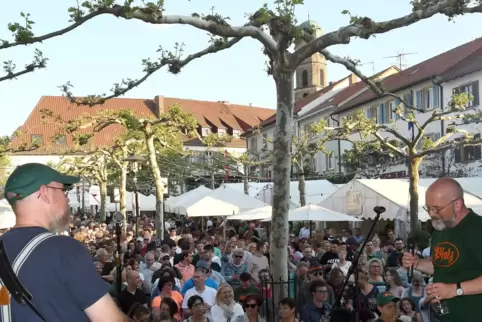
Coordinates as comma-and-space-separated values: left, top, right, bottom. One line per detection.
50, 210, 71, 233
431, 213, 457, 231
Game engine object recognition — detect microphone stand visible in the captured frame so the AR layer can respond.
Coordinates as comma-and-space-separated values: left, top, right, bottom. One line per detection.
330, 206, 385, 321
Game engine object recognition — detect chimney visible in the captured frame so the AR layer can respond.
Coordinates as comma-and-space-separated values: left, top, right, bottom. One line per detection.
348, 73, 359, 85
154, 95, 164, 117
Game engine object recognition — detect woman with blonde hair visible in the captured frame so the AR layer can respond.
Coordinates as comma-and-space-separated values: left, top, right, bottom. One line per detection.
211, 284, 244, 322
367, 258, 386, 293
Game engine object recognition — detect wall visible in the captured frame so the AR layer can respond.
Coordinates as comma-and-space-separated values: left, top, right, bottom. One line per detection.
440, 70, 482, 176
10, 154, 70, 169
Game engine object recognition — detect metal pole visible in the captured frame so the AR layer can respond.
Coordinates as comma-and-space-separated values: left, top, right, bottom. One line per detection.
135, 189, 140, 238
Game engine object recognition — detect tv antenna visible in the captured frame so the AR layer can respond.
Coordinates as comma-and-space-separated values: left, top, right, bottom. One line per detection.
360, 61, 375, 74
384, 50, 417, 70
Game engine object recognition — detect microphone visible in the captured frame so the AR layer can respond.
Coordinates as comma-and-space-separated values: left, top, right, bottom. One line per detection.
112, 212, 124, 224
373, 206, 386, 214
407, 238, 415, 283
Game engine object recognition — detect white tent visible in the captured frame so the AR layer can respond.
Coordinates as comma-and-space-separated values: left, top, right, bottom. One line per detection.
226, 205, 272, 220
222, 179, 339, 208
185, 186, 267, 217
165, 185, 211, 212
0, 199, 15, 229
319, 179, 482, 222
412, 178, 482, 199
287, 204, 361, 222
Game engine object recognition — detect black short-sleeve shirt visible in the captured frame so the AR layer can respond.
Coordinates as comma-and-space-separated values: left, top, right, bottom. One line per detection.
0, 227, 109, 321
118, 288, 147, 314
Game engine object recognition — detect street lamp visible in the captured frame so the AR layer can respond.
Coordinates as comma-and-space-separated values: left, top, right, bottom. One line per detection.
123, 154, 146, 237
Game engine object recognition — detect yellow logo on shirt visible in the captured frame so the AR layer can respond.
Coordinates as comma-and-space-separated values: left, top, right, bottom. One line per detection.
0, 286, 10, 305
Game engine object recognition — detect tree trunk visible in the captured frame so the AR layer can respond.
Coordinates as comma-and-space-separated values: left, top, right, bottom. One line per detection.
146, 130, 164, 239
99, 180, 107, 223
408, 157, 422, 231
270, 69, 293, 305
298, 159, 306, 207
243, 164, 249, 195
119, 164, 128, 231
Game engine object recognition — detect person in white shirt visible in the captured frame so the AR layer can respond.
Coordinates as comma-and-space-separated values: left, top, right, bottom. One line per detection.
211, 284, 244, 322
299, 221, 312, 239
182, 267, 217, 318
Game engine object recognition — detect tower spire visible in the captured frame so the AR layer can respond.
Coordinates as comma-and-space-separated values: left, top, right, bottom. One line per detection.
308, 12, 310, 21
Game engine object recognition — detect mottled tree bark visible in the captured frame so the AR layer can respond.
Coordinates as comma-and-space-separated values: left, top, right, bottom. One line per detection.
119, 164, 128, 231
408, 156, 422, 231
145, 127, 165, 239
298, 158, 306, 207
270, 69, 294, 303
243, 164, 249, 195
99, 180, 107, 222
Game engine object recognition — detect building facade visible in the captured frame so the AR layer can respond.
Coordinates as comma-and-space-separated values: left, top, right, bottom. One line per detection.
10, 95, 274, 187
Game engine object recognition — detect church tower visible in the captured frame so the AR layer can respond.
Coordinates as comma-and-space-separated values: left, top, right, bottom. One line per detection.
294, 20, 327, 102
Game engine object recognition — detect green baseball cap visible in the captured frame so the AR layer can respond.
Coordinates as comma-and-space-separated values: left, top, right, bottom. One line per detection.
376, 292, 400, 306
4, 163, 80, 205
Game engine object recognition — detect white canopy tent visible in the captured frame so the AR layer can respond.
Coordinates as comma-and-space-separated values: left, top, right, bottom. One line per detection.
165, 185, 211, 212
226, 205, 273, 220
285, 204, 362, 222
184, 186, 267, 217
319, 179, 482, 222
0, 199, 15, 229
222, 179, 339, 209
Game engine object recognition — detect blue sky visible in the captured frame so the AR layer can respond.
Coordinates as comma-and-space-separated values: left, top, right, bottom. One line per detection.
0, 0, 480, 136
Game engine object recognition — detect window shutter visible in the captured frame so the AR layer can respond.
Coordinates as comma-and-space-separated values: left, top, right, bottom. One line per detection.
472, 81, 479, 106
380, 103, 386, 123
416, 90, 422, 108
434, 133, 441, 141
433, 85, 440, 107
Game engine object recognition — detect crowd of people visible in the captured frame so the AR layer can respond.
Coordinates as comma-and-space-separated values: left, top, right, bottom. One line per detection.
71, 213, 442, 322
2, 163, 481, 322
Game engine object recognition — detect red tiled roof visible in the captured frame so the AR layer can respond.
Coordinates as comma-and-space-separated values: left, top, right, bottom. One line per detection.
302, 66, 400, 117
243, 75, 353, 135
339, 37, 482, 112
12, 96, 274, 154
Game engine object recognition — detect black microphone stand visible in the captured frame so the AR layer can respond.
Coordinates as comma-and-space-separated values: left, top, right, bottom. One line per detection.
112, 212, 124, 297
330, 206, 386, 321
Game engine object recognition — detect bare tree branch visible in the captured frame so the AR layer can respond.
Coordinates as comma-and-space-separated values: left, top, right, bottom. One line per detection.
291, 0, 482, 67
0, 10, 112, 50
418, 137, 482, 157
62, 37, 243, 106
0, 49, 47, 82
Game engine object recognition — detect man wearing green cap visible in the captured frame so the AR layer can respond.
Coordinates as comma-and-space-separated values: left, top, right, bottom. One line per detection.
375, 292, 403, 322
0, 163, 127, 321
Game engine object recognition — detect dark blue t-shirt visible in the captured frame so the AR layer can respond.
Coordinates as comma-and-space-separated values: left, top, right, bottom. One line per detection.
0, 227, 109, 321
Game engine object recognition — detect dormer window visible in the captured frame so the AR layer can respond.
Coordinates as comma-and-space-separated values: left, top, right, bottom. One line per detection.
218, 128, 226, 137
202, 127, 211, 137
233, 130, 241, 138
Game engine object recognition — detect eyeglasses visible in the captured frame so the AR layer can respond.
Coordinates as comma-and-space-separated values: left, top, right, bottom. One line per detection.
162, 257, 170, 260
423, 199, 459, 214
245, 303, 257, 308
38, 185, 70, 198
315, 289, 328, 293
234, 255, 243, 259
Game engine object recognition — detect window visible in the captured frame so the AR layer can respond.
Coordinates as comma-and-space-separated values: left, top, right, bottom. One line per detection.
261, 133, 268, 151
379, 103, 391, 124
31, 134, 43, 145
218, 128, 226, 137
416, 88, 433, 110
455, 133, 481, 163
55, 135, 66, 145
453, 81, 480, 108
366, 106, 378, 122
325, 154, 334, 170
388, 101, 395, 121
402, 92, 413, 116
302, 70, 308, 87
250, 137, 258, 151
320, 70, 324, 86
204, 151, 213, 164
303, 123, 316, 139
326, 118, 331, 127
201, 127, 211, 136
233, 130, 241, 138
